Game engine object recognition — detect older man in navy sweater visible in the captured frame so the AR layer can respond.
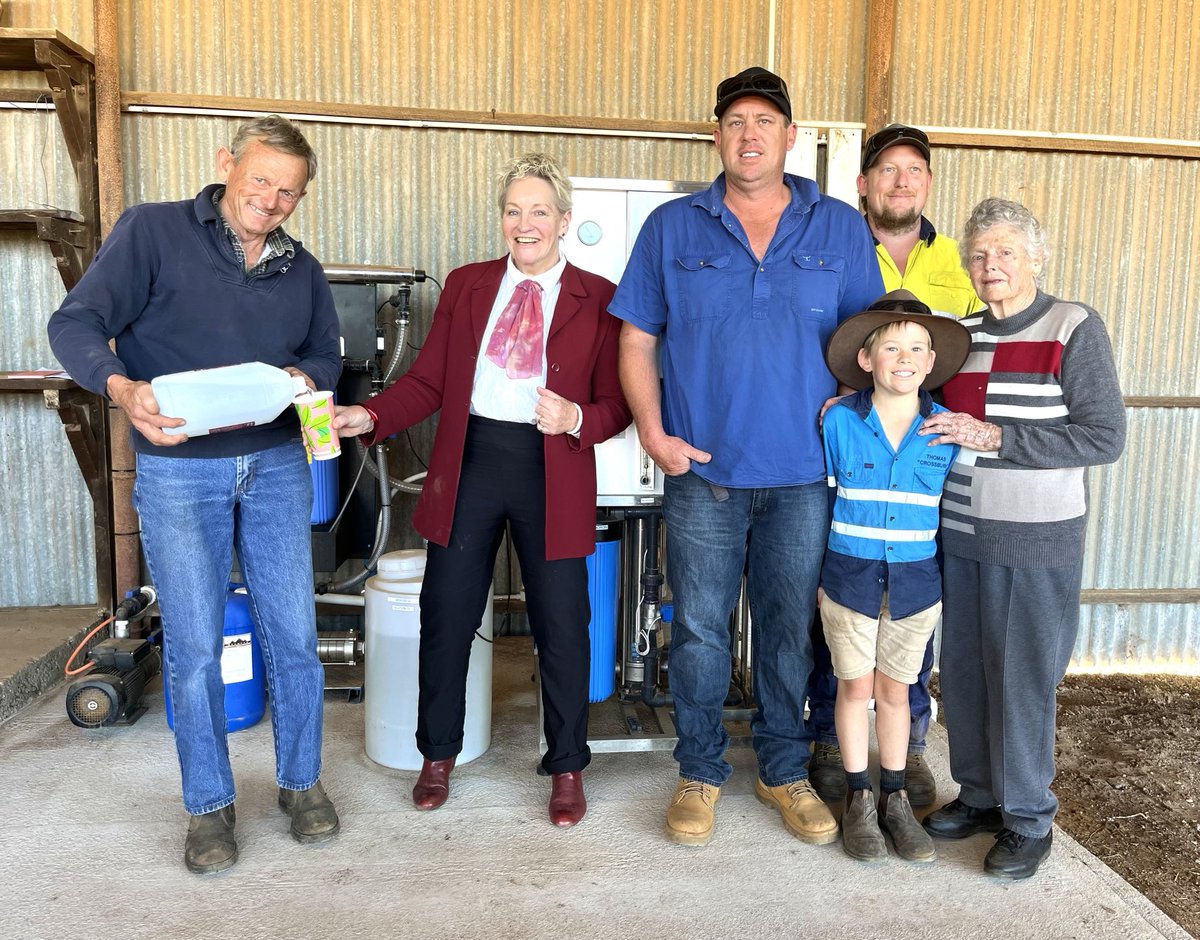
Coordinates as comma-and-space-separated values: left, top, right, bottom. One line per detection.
48, 115, 342, 874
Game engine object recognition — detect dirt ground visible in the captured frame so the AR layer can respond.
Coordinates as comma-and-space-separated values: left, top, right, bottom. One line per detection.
1048, 674, 1200, 938
931, 672, 1200, 936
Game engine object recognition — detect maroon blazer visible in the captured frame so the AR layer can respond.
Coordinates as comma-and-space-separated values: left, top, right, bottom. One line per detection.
362, 257, 632, 560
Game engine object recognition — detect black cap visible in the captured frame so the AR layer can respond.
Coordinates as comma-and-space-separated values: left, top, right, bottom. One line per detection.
714, 67, 792, 122
861, 124, 931, 173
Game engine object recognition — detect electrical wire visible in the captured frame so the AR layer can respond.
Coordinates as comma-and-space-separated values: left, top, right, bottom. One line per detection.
63, 614, 115, 676
405, 427, 428, 470
405, 275, 441, 351
327, 447, 370, 533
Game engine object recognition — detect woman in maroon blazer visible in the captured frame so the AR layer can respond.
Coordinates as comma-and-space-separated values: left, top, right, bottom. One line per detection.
333, 153, 631, 827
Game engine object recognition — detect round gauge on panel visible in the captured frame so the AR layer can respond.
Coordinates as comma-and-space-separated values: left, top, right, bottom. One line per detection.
577, 220, 603, 246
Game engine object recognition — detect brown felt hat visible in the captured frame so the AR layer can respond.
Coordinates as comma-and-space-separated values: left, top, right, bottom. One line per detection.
824, 289, 970, 391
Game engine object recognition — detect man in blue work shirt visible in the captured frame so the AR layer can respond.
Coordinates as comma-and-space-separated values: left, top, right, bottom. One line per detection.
611, 66, 883, 847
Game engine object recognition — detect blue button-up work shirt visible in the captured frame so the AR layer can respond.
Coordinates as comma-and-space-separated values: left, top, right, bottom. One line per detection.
820, 389, 959, 619
610, 173, 883, 487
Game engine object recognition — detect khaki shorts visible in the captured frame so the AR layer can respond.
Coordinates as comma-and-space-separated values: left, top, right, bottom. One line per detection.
820, 593, 941, 684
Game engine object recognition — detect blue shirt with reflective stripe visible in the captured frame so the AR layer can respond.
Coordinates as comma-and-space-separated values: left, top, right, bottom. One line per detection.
820, 388, 959, 619
609, 173, 884, 487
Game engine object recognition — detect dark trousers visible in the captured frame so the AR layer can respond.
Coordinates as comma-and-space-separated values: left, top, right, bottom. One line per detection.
940, 553, 1083, 837
415, 416, 592, 775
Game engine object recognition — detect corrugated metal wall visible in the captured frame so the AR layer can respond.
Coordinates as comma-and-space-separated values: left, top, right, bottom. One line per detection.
777, 1, 870, 122
2, 0, 1195, 668
892, 0, 1200, 139
119, 1, 776, 119
0, 103, 95, 605
883, 0, 1200, 670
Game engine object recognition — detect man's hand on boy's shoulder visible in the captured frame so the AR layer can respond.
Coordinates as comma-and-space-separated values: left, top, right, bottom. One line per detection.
819, 387, 854, 424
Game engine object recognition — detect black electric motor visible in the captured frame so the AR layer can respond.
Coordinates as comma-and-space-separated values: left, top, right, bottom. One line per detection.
66, 637, 161, 728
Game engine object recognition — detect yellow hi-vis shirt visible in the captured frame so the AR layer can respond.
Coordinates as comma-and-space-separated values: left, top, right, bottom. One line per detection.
873, 218, 983, 319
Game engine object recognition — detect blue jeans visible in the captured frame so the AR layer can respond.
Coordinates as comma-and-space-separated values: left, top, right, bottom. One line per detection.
662, 472, 827, 787
134, 441, 324, 815
806, 624, 934, 753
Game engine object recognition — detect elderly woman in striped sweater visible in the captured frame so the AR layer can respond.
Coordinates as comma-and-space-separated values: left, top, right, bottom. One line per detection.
916, 197, 1126, 880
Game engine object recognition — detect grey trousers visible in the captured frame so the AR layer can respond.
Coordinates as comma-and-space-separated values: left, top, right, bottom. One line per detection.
940, 553, 1083, 837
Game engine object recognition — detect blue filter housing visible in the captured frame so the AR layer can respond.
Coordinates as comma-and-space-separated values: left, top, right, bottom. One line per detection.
585, 520, 622, 702
164, 583, 266, 733
309, 391, 339, 524
309, 451, 339, 524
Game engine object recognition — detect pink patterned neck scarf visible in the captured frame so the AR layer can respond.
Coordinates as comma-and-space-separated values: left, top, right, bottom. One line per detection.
485, 279, 544, 379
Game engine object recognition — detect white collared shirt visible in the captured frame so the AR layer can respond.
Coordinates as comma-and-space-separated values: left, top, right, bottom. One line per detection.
470, 254, 567, 423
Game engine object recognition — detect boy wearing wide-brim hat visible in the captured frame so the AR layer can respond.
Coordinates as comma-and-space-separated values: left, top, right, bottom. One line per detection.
818, 289, 969, 863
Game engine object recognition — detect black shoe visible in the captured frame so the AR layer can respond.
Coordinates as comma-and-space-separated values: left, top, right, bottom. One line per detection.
184, 804, 237, 874
807, 743, 846, 803
922, 798, 1004, 839
984, 828, 1053, 879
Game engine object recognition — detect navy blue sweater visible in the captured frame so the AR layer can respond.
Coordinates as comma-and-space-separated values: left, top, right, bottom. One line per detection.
48, 184, 342, 458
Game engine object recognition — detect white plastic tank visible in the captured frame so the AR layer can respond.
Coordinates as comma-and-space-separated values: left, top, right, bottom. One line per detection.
364, 549, 493, 770
151, 361, 307, 437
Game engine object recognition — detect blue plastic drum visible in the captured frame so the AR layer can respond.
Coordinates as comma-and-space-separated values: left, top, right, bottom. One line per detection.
164, 582, 266, 733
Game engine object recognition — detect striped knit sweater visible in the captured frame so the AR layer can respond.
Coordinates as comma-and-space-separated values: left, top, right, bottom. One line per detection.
939, 290, 1126, 568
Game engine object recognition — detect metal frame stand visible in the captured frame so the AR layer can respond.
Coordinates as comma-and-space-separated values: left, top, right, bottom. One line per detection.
533, 509, 758, 756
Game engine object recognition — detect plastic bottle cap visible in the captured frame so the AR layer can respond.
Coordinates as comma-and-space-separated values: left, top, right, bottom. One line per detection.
291, 375, 309, 396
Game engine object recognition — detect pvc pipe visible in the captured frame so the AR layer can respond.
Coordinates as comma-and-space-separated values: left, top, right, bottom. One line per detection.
315, 592, 365, 608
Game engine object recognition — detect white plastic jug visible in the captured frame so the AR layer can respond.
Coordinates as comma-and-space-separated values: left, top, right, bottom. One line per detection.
151, 361, 308, 437
364, 549, 493, 770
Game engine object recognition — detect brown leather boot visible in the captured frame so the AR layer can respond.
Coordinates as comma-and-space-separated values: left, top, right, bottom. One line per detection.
878, 788, 936, 862
548, 771, 587, 827
278, 780, 340, 843
184, 804, 237, 874
841, 789, 886, 861
412, 757, 455, 810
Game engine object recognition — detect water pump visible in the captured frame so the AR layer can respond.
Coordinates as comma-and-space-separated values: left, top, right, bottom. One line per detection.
65, 636, 161, 728
65, 586, 161, 729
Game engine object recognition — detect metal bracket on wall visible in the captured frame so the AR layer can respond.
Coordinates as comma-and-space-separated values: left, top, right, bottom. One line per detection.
42, 384, 115, 613
0, 28, 100, 290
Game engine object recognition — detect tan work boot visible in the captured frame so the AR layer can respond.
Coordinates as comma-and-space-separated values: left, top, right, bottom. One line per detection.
665, 778, 721, 846
755, 778, 839, 845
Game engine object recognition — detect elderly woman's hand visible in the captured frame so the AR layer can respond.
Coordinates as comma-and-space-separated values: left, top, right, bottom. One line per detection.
919, 411, 1003, 451
534, 387, 580, 435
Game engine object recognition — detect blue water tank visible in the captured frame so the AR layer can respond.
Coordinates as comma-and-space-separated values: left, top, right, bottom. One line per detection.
164, 583, 266, 733
585, 521, 622, 703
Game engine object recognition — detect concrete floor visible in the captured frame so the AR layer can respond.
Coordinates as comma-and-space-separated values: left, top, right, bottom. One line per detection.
0, 605, 104, 722
0, 630, 1191, 940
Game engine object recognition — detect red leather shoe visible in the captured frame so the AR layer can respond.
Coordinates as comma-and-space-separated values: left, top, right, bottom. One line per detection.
548, 771, 587, 828
412, 757, 455, 810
